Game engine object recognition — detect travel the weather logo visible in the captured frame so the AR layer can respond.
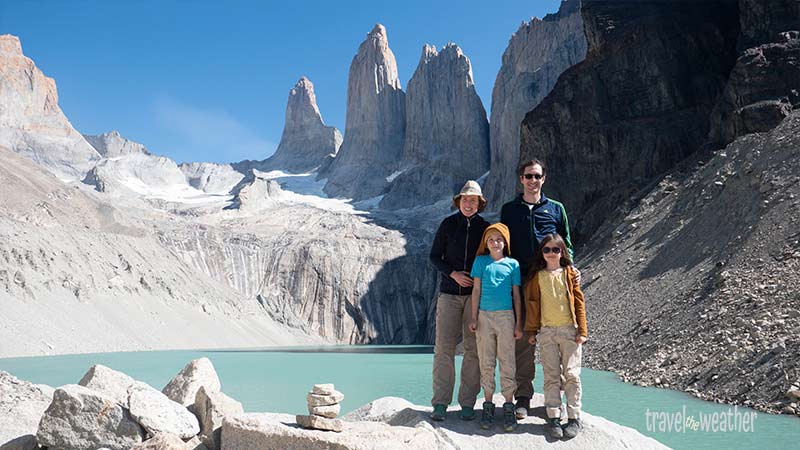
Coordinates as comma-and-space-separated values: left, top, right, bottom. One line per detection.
645, 406, 757, 433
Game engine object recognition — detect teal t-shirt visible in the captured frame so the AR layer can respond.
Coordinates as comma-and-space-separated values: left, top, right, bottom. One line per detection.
470, 254, 521, 311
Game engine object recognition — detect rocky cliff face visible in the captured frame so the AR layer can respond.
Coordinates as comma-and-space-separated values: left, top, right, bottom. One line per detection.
519, 0, 741, 238
0, 146, 316, 358
322, 24, 406, 201
0, 35, 99, 181
380, 44, 489, 210
709, 0, 800, 146
484, 0, 586, 209
582, 111, 800, 415
159, 207, 437, 344
84, 131, 150, 157
264, 77, 342, 173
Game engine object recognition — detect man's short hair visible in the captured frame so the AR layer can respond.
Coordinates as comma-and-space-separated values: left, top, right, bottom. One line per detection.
518, 159, 546, 177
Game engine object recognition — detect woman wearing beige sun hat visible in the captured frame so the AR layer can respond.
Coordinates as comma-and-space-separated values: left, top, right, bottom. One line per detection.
428, 180, 490, 422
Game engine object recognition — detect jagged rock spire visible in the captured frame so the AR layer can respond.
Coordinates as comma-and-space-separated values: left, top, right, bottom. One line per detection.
321, 24, 406, 200
265, 77, 342, 173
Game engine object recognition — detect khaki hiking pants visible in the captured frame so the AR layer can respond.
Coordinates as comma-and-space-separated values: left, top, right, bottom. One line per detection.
475, 310, 517, 399
539, 325, 582, 419
431, 293, 480, 407
515, 299, 536, 399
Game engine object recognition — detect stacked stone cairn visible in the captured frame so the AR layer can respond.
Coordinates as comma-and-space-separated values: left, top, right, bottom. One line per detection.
296, 383, 345, 432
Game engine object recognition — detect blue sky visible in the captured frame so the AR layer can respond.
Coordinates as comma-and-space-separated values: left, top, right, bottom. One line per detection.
1, 0, 562, 164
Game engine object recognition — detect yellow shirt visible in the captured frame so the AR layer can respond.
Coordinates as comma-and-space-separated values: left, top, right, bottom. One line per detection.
538, 269, 573, 327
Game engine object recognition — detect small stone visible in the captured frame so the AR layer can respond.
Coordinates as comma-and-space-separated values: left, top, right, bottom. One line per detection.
295, 414, 343, 432
311, 383, 335, 395
787, 389, 800, 400
307, 391, 344, 407
309, 403, 341, 418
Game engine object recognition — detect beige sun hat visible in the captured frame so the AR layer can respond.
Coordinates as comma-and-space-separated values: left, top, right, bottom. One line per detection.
452, 180, 487, 212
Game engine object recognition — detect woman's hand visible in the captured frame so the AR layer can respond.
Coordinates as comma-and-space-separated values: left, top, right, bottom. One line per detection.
450, 271, 474, 287
576, 335, 587, 345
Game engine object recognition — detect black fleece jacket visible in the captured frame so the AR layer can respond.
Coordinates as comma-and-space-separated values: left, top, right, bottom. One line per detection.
429, 212, 490, 295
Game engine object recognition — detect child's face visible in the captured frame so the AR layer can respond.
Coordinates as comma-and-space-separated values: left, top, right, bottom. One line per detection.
542, 242, 562, 262
486, 231, 505, 254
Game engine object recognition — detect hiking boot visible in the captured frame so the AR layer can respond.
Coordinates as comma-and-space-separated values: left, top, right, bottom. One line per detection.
502, 402, 517, 432
479, 401, 495, 429
430, 404, 446, 421
562, 418, 582, 439
459, 405, 476, 421
514, 396, 530, 419
546, 417, 564, 439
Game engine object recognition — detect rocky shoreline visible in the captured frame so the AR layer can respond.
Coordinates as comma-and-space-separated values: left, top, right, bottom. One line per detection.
0, 358, 669, 450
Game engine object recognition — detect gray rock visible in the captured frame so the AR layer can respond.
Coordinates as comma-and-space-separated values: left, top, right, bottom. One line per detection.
709, 31, 800, 146
222, 395, 669, 450
130, 433, 195, 450
221, 413, 435, 450
309, 403, 340, 418
263, 77, 342, 173
306, 391, 344, 407
180, 162, 244, 195
128, 382, 200, 439
295, 414, 343, 432
195, 386, 244, 450
0, 371, 54, 450
484, 0, 586, 208
36, 384, 145, 450
163, 358, 221, 407
84, 131, 150, 158
380, 43, 489, 210
322, 24, 406, 201
0, 35, 100, 181
228, 170, 284, 212
78, 364, 138, 406
311, 383, 335, 395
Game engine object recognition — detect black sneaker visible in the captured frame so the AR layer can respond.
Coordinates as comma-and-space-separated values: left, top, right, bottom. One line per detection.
562, 418, 582, 439
479, 401, 495, 429
546, 417, 564, 439
514, 396, 530, 419
502, 402, 517, 432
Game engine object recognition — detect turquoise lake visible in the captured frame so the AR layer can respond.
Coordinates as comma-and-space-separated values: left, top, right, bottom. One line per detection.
1, 346, 798, 450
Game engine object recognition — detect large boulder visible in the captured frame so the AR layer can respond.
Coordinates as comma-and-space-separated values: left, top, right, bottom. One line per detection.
194, 386, 244, 450
220, 412, 438, 450
36, 384, 145, 450
322, 24, 406, 201
0, 371, 54, 450
222, 395, 669, 450
128, 382, 200, 439
78, 364, 200, 438
163, 358, 222, 407
78, 364, 138, 406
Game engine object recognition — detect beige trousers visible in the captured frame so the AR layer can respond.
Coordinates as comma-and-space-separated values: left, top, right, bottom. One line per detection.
539, 325, 582, 419
514, 303, 536, 399
431, 293, 481, 407
475, 310, 517, 399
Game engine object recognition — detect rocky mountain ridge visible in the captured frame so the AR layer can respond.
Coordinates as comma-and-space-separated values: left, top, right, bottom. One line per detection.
484, 0, 586, 208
